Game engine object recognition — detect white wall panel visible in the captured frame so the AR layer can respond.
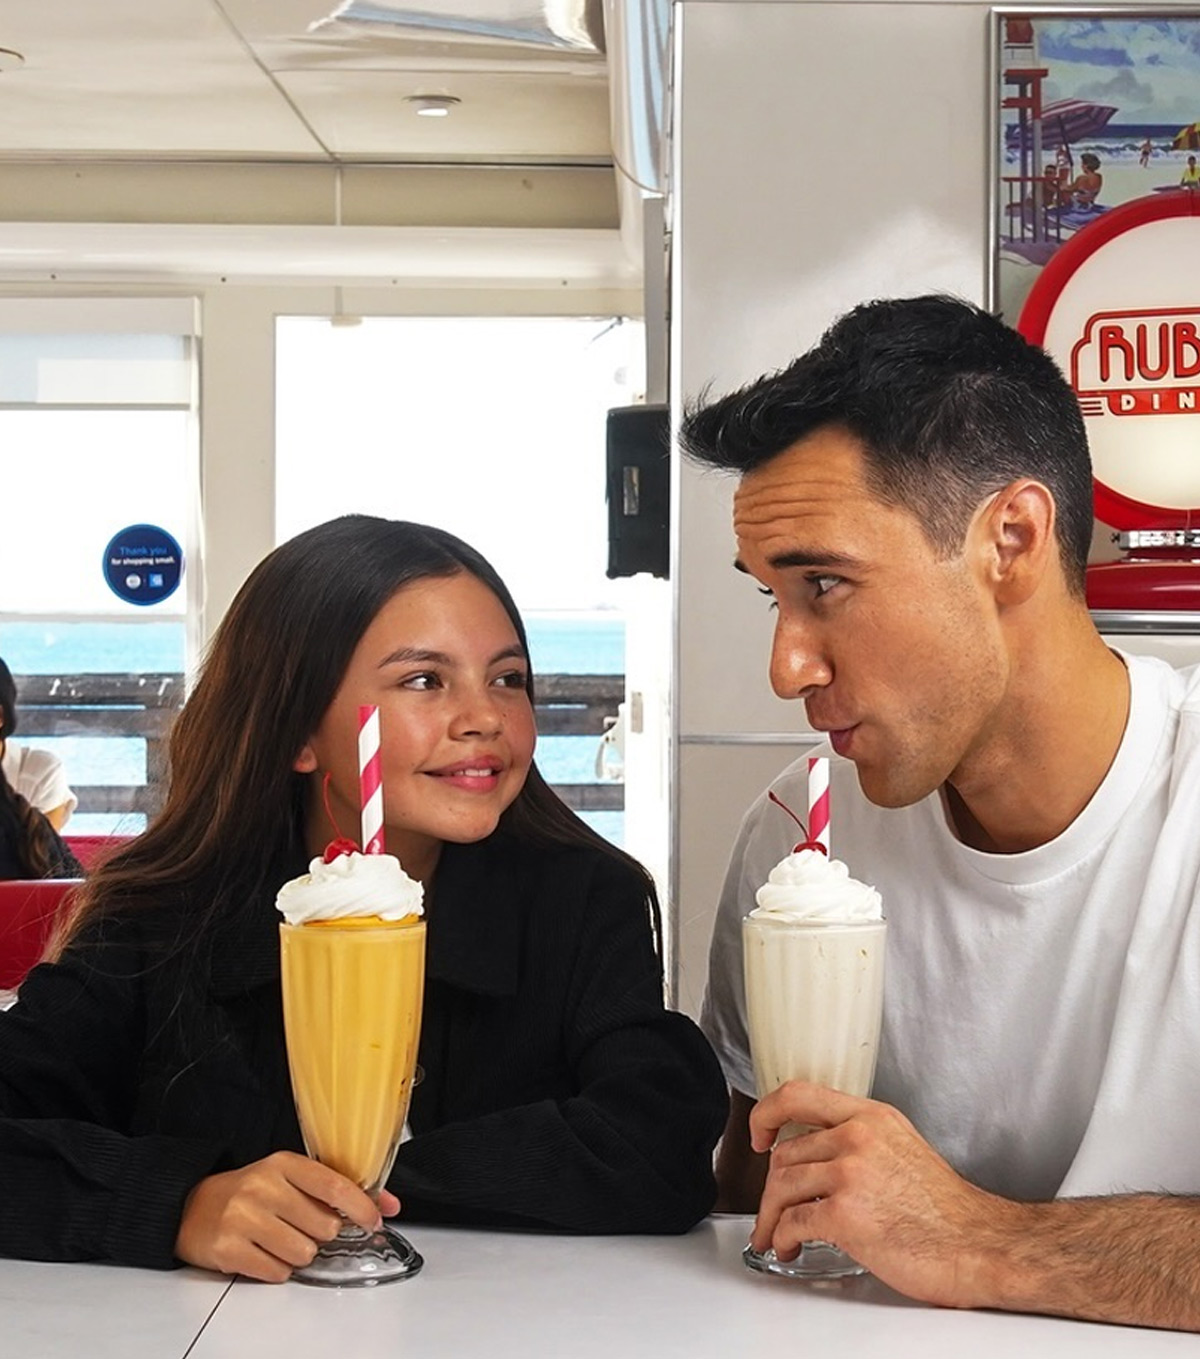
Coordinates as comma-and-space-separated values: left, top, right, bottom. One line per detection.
672, 0, 993, 1014
673, 0, 987, 736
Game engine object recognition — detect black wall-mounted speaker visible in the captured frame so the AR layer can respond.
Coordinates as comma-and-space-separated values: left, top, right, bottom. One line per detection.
605, 403, 670, 579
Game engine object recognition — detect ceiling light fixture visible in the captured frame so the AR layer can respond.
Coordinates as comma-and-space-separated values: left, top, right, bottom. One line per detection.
405, 94, 461, 118
0, 47, 25, 73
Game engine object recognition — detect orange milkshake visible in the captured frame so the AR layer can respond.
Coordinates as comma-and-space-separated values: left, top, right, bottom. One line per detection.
276, 846, 426, 1286
280, 915, 425, 1192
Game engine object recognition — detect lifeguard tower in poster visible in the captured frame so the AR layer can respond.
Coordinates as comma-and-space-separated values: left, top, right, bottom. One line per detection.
1000, 17, 1116, 262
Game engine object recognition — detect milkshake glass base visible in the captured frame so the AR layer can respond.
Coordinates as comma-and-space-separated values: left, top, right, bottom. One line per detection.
292, 1223, 424, 1288
742, 1240, 867, 1279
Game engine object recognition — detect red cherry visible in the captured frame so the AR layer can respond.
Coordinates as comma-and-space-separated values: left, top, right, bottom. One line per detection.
321, 837, 360, 863
792, 840, 829, 856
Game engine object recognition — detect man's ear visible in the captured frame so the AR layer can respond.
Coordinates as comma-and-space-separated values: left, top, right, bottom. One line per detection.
293, 743, 319, 774
973, 479, 1057, 606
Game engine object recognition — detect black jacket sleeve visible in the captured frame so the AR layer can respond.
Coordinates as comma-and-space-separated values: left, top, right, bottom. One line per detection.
389, 850, 728, 1233
0, 928, 227, 1268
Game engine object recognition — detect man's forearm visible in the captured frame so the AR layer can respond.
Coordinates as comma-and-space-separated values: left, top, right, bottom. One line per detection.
969, 1193, 1200, 1331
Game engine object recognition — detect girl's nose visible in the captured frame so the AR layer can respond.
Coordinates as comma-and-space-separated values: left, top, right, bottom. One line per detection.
449, 686, 503, 738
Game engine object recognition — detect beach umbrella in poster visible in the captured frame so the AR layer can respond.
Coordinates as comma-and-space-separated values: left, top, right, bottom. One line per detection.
1173, 121, 1200, 150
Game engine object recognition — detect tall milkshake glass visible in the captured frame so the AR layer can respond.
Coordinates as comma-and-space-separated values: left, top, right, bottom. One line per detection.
276, 845, 427, 1287
741, 844, 886, 1280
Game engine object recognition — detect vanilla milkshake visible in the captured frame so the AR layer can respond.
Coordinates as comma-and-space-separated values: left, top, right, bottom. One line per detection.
276, 848, 426, 1285
742, 845, 885, 1279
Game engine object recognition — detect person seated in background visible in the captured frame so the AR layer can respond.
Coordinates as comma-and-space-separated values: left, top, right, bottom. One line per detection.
0, 661, 81, 880
1180, 155, 1200, 188
0, 659, 78, 831
1039, 161, 1065, 208
1025, 163, 1060, 216
1065, 151, 1102, 207
681, 295, 1200, 1332
0, 754, 81, 880
0, 515, 727, 1280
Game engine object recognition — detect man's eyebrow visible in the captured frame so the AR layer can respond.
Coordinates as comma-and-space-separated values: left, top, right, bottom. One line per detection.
734, 550, 861, 574
379, 644, 527, 669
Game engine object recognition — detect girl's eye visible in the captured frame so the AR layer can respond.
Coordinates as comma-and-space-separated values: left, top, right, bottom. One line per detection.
494, 669, 529, 690
402, 672, 441, 691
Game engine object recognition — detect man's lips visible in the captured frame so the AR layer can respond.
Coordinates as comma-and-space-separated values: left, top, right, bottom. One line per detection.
809, 722, 858, 757
827, 727, 856, 757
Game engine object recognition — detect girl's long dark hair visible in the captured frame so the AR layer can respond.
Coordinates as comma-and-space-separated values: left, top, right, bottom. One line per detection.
0, 657, 64, 878
54, 518, 661, 959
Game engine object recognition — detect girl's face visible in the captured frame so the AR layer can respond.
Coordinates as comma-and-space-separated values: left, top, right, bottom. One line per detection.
295, 572, 536, 883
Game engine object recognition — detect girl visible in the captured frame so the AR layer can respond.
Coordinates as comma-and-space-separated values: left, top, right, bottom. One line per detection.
0, 517, 726, 1280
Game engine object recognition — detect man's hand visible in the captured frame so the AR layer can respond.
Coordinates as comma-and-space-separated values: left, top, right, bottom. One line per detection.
749, 1081, 1200, 1331
749, 1081, 1012, 1309
175, 1151, 402, 1282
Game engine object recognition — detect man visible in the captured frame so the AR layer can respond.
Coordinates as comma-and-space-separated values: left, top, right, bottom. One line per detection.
681, 295, 1200, 1331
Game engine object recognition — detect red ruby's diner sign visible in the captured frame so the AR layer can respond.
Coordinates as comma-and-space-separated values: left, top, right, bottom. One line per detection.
1072, 308, 1200, 417
1019, 193, 1200, 531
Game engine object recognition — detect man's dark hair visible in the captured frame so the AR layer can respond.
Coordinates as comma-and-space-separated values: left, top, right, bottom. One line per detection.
679, 294, 1094, 595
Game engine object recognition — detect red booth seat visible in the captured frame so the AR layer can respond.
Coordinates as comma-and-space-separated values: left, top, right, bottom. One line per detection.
0, 879, 82, 992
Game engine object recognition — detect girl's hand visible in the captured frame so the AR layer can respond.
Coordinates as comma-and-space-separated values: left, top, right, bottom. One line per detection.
175, 1150, 401, 1282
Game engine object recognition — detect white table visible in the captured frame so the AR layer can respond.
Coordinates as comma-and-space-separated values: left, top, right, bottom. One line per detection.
193, 1216, 1192, 1358
6, 1217, 1196, 1357
2, 1256, 230, 1359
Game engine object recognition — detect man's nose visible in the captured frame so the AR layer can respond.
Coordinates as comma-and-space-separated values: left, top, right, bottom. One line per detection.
769, 616, 832, 699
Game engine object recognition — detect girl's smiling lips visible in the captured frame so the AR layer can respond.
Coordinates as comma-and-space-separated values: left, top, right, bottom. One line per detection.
425, 757, 505, 791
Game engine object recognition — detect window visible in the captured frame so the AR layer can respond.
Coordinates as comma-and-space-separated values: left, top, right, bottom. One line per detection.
0, 299, 200, 834
275, 315, 644, 844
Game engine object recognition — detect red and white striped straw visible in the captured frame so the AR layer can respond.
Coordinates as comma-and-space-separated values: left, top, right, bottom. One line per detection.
358, 704, 384, 855
808, 755, 830, 856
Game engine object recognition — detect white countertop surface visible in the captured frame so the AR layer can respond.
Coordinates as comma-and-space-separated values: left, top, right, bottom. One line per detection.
7, 1216, 1196, 1357
2, 1255, 230, 1359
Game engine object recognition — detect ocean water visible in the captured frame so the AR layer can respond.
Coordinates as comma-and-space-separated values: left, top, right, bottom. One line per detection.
1002, 124, 1186, 170
0, 614, 624, 676
0, 614, 625, 844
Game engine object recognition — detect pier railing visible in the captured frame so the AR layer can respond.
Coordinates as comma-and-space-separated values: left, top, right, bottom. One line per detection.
13, 672, 624, 820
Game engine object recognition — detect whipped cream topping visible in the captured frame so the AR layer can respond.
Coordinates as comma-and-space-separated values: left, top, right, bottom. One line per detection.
276, 851, 425, 926
751, 847, 882, 923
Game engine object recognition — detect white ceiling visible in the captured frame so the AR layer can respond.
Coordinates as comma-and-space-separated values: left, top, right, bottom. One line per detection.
0, 0, 612, 161
0, 2, 643, 285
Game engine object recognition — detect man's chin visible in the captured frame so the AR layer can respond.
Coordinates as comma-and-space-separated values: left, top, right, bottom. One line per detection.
851, 761, 931, 810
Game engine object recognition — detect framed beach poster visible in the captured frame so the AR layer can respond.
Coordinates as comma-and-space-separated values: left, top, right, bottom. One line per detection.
991, 9, 1200, 322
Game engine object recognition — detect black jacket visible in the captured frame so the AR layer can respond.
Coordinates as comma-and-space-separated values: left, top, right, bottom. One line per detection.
0, 835, 727, 1268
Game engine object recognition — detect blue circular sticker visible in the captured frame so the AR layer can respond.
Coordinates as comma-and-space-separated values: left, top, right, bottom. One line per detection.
102, 524, 184, 606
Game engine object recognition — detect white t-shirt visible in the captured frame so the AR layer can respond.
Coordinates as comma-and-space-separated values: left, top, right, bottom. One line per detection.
701, 651, 1200, 1201
0, 744, 77, 824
